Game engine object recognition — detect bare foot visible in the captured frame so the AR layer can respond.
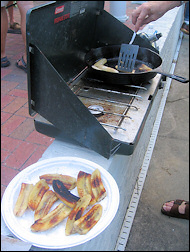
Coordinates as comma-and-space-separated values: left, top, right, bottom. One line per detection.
162, 200, 186, 214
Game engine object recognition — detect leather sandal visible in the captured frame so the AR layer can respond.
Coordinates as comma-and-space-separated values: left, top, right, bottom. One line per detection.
10, 22, 21, 30
161, 199, 189, 220
1, 56, 11, 68
16, 56, 27, 73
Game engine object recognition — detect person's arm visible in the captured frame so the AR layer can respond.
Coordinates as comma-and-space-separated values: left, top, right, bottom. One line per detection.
132, 1, 185, 32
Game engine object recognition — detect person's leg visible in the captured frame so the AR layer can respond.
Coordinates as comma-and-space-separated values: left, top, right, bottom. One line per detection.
181, 2, 189, 35
7, 1, 21, 29
7, 1, 14, 24
1, 6, 8, 59
16, 1, 33, 64
184, 2, 189, 23
1, 6, 11, 67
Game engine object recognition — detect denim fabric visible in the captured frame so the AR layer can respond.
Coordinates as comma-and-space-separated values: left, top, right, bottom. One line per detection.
184, 2, 189, 22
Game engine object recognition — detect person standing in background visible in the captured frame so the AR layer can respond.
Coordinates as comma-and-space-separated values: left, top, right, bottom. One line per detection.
180, 1, 189, 35
7, 1, 21, 30
1, 1, 33, 71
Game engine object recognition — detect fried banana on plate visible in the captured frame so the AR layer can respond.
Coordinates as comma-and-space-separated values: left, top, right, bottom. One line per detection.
28, 179, 49, 211
34, 190, 58, 221
91, 169, 107, 202
31, 203, 71, 232
53, 180, 80, 208
65, 194, 91, 236
13, 183, 34, 217
73, 204, 102, 235
77, 171, 96, 205
39, 173, 76, 190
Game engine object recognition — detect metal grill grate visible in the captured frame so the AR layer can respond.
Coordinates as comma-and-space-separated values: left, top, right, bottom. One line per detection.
70, 79, 145, 132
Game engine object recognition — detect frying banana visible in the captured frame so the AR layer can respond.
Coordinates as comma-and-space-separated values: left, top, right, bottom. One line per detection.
65, 194, 91, 235
73, 204, 102, 235
91, 169, 107, 202
96, 65, 119, 73
92, 58, 119, 73
77, 171, 96, 205
94, 58, 107, 67
39, 173, 76, 190
53, 180, 80, 208
34, 190, 58, 221
13, 183, 34, 217
28, 179, 49, 211
31, 203, 71, 232
139, 63, 152, 72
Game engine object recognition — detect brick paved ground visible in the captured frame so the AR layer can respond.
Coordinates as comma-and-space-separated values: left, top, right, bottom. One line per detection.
1, 2, 54, 199
1, 1, 142, 199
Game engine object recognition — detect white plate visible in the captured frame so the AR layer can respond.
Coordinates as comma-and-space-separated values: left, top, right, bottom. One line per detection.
1, 157, 120, 249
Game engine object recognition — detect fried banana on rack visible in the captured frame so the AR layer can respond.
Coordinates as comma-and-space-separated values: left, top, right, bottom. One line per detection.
13, 183, 34, 217
53, 180, 80, 208
31, 203, 71, 232
65, 194, 91, 236
91, 169, 107, 202
73, 204, 102, 235
28, 179, 49, 211
39, 174, 76, 190
77, 171, 96, 205
34, 190, 58, 221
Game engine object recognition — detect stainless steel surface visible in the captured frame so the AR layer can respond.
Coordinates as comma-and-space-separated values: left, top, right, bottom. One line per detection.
70, 74, 161, 144
129, 31, 137, 45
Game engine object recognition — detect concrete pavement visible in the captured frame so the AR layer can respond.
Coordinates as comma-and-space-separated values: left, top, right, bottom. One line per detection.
125, 33, 189, 251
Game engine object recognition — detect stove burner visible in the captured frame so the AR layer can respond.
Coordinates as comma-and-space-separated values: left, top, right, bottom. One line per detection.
88, 105, 104, 116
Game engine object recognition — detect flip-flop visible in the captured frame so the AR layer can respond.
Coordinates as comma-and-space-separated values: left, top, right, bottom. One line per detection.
1, 56, 11, 68
161, 199, 189, 220
16, 56, 27, 73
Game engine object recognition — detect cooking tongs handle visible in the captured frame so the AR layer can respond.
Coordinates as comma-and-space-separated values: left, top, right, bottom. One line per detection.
156, 71, 189, 83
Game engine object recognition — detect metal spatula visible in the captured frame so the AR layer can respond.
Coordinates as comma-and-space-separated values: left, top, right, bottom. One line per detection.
117, 32, 139, 72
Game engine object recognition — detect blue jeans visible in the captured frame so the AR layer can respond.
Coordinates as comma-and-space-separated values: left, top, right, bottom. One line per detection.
184, 2, 189, 23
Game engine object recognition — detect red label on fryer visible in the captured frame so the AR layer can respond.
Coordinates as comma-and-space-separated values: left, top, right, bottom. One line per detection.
55, 5, 64, 15
54, 13, 70, 24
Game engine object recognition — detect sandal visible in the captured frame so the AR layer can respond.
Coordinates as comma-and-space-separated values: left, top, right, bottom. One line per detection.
1, 56, 11, 68
161, 199, 189, 220
16, 56, 27, 73
10, 22, 21, 30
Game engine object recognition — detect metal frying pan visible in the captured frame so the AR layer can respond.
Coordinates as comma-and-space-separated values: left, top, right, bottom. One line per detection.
85, 45, 189, 85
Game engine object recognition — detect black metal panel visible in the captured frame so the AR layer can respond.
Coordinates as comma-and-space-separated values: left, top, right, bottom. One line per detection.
26, 1, 104, 83
28, 45, 114, 158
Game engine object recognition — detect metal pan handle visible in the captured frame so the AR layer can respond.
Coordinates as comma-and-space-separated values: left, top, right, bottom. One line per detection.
155, 71, 189, 83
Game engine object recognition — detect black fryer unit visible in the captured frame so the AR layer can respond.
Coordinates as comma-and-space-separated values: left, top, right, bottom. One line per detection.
26, 1, 161, 159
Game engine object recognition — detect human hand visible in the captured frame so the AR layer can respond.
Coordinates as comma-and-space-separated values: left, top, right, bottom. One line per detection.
132, 1, 181, 32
